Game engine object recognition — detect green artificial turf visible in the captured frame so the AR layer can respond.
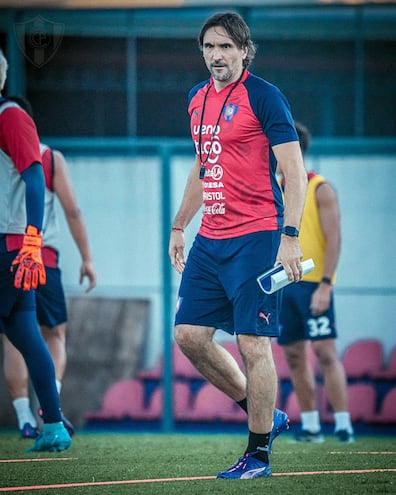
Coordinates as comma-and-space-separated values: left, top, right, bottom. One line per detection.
0, 432, 395, 494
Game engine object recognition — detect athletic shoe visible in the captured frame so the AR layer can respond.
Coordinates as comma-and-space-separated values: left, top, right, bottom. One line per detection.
38, 408, 74, 437
25, 422, 72, 453
335, 430, 355, 443
60, 413, 75, 437
20, 422, 39, 439
217, 452, 272, 479
268, 408, 289, 452
295, 429, 324, 443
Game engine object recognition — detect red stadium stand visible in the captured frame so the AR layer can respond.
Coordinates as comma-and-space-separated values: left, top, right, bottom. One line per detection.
147, 382, 193, 421
320, 383, 377, 423
189, 382, 246, 422
372, 347, 396, 380
84, 379, 148, 421
366, 387, 396, 424
85, 380, 196, 422
342, 339, 384, 379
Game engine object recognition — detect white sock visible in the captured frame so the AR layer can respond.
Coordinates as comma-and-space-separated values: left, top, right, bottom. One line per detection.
301, 410, 321, 433
56, 380, 62, 395
12, 397, 37, 430
334, 411, 353, 433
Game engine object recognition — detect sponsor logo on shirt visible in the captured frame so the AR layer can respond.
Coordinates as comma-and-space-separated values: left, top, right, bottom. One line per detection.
203, 203, 226, 215
223, 103, 238, 122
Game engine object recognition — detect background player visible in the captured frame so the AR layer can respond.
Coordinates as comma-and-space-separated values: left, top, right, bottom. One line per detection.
2, 96, 97, 438
0, 49, 71, 452
278, 121, 354, 443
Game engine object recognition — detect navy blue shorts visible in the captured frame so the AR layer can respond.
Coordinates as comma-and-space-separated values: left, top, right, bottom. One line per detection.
175, 231, 282, 337
278, 281, 337, 345
36, 266, 67, 328
0, 264, 36, 333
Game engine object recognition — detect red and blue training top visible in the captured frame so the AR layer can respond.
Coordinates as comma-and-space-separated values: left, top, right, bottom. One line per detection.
0, 98, 43, 260
188, 70, 298, 239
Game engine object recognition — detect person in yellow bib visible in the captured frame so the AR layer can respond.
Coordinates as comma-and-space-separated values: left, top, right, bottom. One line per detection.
278, 121, 354, 443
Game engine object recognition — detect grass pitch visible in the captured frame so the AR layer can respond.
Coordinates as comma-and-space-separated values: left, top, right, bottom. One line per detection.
0, 431, 395, 494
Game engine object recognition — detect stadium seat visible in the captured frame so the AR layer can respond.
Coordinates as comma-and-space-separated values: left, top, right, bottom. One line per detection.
347, 383, 377, 422
366, 387, 396, 424
318, 382, 379, 424
84, 379, 147, 421
342, 339, 383, 379
320, 383, 377, 423
173, 382, 195, 421
372, 347, 396, 380
189, 382, 246, 422
146, 382, 194, 421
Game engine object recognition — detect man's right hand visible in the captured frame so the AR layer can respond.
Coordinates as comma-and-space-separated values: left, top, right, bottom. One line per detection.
169, 230, 186, 274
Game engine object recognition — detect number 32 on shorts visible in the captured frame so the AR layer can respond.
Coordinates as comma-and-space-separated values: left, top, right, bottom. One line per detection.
307, 316, 331, 338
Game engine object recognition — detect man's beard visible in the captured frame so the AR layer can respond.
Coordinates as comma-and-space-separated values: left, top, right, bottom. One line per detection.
210, 66, 233, 82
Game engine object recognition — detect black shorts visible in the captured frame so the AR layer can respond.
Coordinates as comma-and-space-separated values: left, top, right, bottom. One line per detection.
0, 260, 36, 333
36, 266, 67, 328
278, 281, 337, 345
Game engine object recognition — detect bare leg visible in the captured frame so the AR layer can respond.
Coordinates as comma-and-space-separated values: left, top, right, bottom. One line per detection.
41, 323, 67, 383
175, 325, 277, 433
283, 340, 317, 411
3, 335, 30, 400
313, 339, 348, 412
238, 334, 277, 433
2, 334, 39, 431
174, 324, 247, 401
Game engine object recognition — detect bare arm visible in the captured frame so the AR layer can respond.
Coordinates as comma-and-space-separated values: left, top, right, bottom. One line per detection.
273, 140, 307, 281
52, 150, 97, 292
310, 182, 341, 315
169, 157, 203, 273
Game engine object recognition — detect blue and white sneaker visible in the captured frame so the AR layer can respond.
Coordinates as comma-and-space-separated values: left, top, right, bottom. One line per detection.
268, 408, 289, 452
25, 422, 72, 453
20, 422, 39, 439
217, 452, 272, 479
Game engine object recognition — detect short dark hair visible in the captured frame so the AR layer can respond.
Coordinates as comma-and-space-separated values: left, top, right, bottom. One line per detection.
198, 12, 256, 68
294, 121, 311, 154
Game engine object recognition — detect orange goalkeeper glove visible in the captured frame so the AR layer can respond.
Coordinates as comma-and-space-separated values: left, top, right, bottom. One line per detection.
11, 225, 46, 291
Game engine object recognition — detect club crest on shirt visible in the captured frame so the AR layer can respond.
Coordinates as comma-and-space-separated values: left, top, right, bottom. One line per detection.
223, 103, 238, 122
